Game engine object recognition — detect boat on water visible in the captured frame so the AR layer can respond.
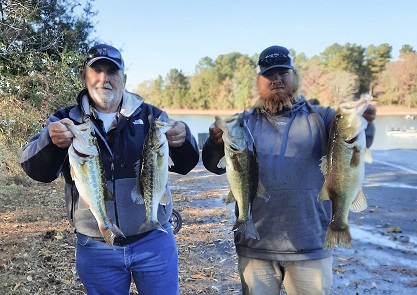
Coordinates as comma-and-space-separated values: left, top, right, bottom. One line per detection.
387, 127, 417, 137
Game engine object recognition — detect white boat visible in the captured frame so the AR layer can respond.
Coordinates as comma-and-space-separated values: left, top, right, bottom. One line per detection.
387, 128, 417, 137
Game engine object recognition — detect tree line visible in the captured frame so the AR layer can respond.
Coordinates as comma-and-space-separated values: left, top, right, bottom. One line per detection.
135, 43, 417, 110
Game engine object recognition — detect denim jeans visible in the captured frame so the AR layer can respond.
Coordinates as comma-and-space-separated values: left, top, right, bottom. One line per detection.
76, 223, 179, 295
238, 255, 333, 295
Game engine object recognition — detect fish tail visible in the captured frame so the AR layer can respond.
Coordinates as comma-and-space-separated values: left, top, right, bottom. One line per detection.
324, 226, 352, 249
100, 227, 116, 247
111, 224, 126, 238
138, 220, 168, 234
318, 187, 330, 202
100, 224, 126, 247
233, 220, 260, 240
131, 186, 144, 204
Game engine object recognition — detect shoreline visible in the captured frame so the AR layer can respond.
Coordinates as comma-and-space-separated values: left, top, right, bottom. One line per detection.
165, 105, 417, 116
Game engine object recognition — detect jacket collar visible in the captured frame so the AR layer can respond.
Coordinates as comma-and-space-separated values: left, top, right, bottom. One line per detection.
72, 89, 144, 122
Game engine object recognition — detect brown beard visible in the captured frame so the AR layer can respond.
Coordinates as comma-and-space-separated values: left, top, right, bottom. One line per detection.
255, 83, 299, 114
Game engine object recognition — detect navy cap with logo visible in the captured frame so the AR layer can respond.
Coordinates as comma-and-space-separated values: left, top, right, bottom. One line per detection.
85, 44, 124, 70
256, 45, 294, 75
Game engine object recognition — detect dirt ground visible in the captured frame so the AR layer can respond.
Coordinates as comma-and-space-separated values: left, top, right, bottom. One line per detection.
0, 163, 240, 295
1, 158, 417, 294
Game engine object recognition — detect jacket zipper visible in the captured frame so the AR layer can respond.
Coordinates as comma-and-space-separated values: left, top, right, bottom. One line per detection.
111, 161, 120, 227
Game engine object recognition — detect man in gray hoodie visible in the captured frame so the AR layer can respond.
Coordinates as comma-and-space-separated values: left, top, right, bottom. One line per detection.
202, 45, 376, 295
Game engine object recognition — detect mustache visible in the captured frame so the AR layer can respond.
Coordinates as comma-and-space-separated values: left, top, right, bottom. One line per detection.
270, 81, 284, 90
255, 95, 293, 114
96, 83, 112, 90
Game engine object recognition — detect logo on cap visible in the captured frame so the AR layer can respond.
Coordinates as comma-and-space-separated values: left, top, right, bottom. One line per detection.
85, 44, 124, 70
256, 45, 294, 75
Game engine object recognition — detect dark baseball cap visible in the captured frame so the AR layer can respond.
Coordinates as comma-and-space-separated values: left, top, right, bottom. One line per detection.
256, 45, 294, 75
85, 44, 124, 70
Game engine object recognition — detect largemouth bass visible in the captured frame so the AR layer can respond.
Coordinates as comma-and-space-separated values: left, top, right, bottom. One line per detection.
65, 119, 125, 247
216, 114, 269, 240
319, 98, 373, 248
131, 116, 174, 234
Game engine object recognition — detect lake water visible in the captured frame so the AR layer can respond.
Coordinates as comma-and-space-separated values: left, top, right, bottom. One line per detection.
170, 113, 417, 151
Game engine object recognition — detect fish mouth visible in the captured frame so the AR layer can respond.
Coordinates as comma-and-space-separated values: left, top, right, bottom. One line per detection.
345, 135, 358, 144
224, 139, 245, 152
229, 145, 239, 152
73, 147, 89, 158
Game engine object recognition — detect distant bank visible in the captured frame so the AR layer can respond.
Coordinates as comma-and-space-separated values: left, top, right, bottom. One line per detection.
373, 105, 417, 116
165, 109, 239, 115
165, 104, 417, 116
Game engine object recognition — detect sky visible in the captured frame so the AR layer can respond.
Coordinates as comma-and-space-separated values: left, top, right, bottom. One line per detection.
85, 0, 417, 91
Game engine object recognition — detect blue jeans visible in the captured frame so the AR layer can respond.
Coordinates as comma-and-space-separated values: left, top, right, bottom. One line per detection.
76, 223, 179, 295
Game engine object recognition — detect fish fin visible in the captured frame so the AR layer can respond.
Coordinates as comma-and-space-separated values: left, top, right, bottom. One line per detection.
70, 165, 76, 180
100, 227, 115, 247
77, 196, 90, 210
100, 224, 126, 247
165, 185, 173, 204
350, 149, 361, 167
134, 159, 141, 175
351, 190, 367, 212
103, 187, 115, 202
324, 226, 352, 249
147, 114, 154, 125
131, 186, 144, 204
319, 156, 328, 175
364, 148, 373, 163
160, 191, 170, 206
168, 156, 174, 167
138, 221, 167, 234
233, 220, 260, 240
111, 224, 126, 238
318, 186, 330, 202
217, 156, 226, 169
225, 190, 236, 204
256, 181, 270, 201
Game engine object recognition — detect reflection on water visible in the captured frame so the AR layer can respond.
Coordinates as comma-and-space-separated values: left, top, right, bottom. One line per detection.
170, 114, 417, 151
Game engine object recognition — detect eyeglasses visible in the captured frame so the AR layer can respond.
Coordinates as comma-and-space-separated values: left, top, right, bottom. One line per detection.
86, 47, 123, 63
258, 54, 290, 68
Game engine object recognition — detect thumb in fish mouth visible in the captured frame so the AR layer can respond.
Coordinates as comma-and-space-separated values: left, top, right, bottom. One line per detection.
61, 118, 75, 126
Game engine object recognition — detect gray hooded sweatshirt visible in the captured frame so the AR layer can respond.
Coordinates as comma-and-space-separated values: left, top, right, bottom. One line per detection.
203, 97, 342, 261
